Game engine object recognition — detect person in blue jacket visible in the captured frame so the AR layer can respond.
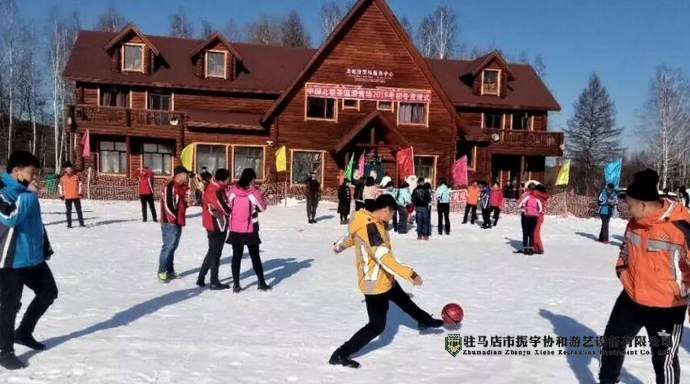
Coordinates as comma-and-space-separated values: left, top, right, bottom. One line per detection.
435, 178, 452, 235
598, 183, 617, 243
0, 151, 57, 370
394, 182, 411, 234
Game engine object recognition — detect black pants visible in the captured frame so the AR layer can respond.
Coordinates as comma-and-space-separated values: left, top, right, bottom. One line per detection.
65, 198, 84, 227
491, 206, 501, 226
355, 201, 364, 211
0, 262, 58, 353
396, 206, 408, 234
198, 231, 226, 285
599, 291, 686, 384
522, 215, 538, 251
481, 208, 492, 228
340, 213, 349, 222
231, 244, 266, 286
599, 214, 611, 242
140, 194, 157, 222
338, 281, 432, 357
437, 203, 450, 234
306, 197, 318, 221
463, 204, 477, 224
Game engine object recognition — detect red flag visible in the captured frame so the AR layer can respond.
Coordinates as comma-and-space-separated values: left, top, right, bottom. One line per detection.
356, 152, 365, 179
81, 130, 91, 158
452, 156, 468, 186
396, 147, 415, 181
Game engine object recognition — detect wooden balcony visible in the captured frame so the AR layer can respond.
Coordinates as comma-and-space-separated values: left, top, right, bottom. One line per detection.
487, 129, 564, 156
68, 104, 186, 129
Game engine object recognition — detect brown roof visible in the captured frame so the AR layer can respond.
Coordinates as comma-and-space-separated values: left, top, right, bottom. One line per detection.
332, 111, 410, 154
468, 50, 515, 80
103, 23, 160, 55
189, 32, 243, 61
185, 109, 263, 131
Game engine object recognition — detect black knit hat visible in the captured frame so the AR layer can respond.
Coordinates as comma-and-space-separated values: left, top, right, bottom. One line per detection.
64, 160, 73, 168
625, 169, 660, 202
174, 165, 189, 176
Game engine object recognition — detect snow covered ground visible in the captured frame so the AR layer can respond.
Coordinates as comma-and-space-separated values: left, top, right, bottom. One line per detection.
3, 199, 690, 384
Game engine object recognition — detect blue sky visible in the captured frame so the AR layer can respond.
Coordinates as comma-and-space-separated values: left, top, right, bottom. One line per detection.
23, 0, 690, 151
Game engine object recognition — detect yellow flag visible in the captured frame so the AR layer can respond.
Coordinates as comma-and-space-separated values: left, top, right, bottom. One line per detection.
555, 160, 570, 186
275, 145, 287, 172
180, 144, 194, 171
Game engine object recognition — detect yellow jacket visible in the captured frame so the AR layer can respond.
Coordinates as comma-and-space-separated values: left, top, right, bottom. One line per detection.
334, 209, 417, 295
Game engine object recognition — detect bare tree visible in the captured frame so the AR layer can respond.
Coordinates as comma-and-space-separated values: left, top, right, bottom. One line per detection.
93, 2, 125, 32
431, 4, 458, 59
565, 73, 624, 194
320, 1, 342, 41
638, 65, 690, 189
399, 16, 413, 38
200, 18, 214, 37
245, 15, 281, 46
280, 10, 311, 48
416, 16, 435, 58
17, 22, 45, 154
1, 0, 19, 159
532, 54, 547, 78
223, 18, 243, 42
169, 11, 194, 38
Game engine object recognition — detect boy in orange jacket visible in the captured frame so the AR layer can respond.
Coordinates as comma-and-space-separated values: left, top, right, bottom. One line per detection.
599, 169, 690, 384
462, 181, 480, 224
58, 161, 85, 228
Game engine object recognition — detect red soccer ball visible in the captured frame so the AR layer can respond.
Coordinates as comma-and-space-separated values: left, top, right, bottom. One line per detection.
442, 303, 464, 326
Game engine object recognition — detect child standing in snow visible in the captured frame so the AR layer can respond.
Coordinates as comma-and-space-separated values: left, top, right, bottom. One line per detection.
489, 182, 504, 226
383, 182, 397, 230
480, 182, 492, 229
532, 184, 551, 254
463, 181, 480, 224
337, 180, 352, 225
517, 184, 542, 255
395, 182, 411, 234
354, 178, 365, 211
435, 178, 451, 235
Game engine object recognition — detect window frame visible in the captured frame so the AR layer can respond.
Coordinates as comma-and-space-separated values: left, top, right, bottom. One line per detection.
466, 146, 477, 171
232, 145, 266, 182
142, 142, 174, 176
305, 95, 338, 122
99, 86, 131, 108
342, 99, 360, 111
289, 150, 325, 187
413, 155, 438, 188
97, 140, 128, 175
397, 102, 429, 127
377, 100, 394, 112
205, 50, 228, 79
121, 43, 145, 73
483, 112, 503, 129
481, 69, 501, 96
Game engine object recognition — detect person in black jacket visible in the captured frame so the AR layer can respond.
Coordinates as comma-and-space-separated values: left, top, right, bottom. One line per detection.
338, 180, 352, 224
305, 172, 320, 224
411, 178, 432, 240
354, 178, 365, 211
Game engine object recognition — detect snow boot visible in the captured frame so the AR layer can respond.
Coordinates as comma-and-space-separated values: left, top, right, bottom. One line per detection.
258, 282, 272, 291
0, 352, 24, 370
14, 330, 46, 351
196, 279, 206, 288
418, 318, 444, 330
158, 272, 170, 283
232, 284, 243, 294
329, 348, 360, 369
210, 283, 230, 291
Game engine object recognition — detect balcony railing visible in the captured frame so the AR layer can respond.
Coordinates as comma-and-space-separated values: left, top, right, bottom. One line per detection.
488, 129, 564, 153
69, 104, 185, 128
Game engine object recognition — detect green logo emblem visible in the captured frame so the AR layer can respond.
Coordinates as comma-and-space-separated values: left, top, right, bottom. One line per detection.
446, 334, 462, 357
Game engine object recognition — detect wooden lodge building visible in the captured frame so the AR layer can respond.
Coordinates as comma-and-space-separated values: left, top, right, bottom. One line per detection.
63, 0, 562, 192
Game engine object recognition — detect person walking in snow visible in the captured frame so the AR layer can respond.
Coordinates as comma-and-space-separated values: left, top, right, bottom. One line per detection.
412, 178, 432, 240
395, 182, 411, 234
197, 169, 232, 290
599, 169, 690, 384
134, 166, 157, 223
58, 161, 85, 228
0, 151, 57, 370
158, 166, 190, 283
489, 182, 504, 226
516, 184, 542, 255
463, 181, 480, 225
329, 194, 444, 369
598, 183, 617, 244
305, 172, 321, 224
337, 180, 352, 225
532, 184, 550, 254
480, 182, 492, 229
435, 178, 451, 235
226, 168, 271, 293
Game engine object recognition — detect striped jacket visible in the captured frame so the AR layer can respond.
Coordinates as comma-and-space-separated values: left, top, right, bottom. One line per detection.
202, 179, 231, 232
160, 180, 189, 226
227, 185, 266, 234
617, 199, 690, 308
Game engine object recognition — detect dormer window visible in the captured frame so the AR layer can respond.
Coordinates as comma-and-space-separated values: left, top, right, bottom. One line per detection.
122, 43, 144, 73
482, 69, 500, 95
206, 51, 227, 79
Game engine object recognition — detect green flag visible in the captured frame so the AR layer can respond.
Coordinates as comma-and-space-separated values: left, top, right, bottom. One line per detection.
344, 153, 354, 181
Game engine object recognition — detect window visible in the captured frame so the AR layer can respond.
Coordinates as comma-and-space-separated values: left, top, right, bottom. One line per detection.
484, 113, 502, 129
482, 69, 500, 95
398, 102, 427, 125
100, 87, 129, 107
99, 141, 127, 174
206, 51, 226, 78
306, 97, 336, 120
234, 146, 264, 180
377, 100, 393, 111
414, 156, 436, 184
123, 44, 144, 72
148, 91, 172, 125
196, 145, 226, 175
342, 99, 359, 110
292, 151, 322, 184
143, 143, 173, 175
512, 112, 531, 130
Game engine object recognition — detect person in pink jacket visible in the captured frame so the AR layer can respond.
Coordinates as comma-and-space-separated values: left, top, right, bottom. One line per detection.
226, 168, 270, 293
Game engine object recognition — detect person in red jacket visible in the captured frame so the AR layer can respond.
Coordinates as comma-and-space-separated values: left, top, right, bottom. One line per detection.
489, 182, 504, 226
197, 169, 232, 290
157, 165, 190, 283
134, 166, 157, 222
532, 184, 551, 254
